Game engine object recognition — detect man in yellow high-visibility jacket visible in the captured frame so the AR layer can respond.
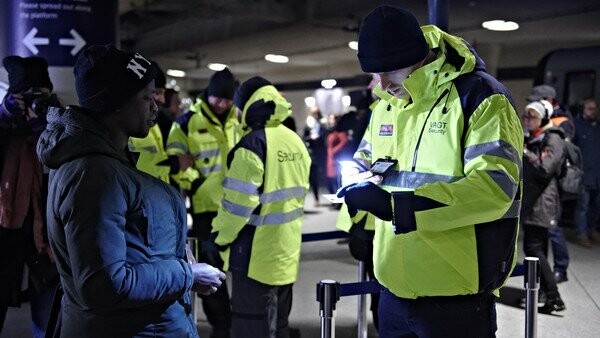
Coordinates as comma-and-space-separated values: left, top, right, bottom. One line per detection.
337, 5, 523, 337
211, 77, 310, 338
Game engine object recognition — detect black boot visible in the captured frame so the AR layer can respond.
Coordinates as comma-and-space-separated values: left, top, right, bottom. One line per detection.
539, 296, 566, 314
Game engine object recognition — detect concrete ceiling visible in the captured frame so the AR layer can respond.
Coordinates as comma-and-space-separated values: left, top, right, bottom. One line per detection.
118, 0, 600, 89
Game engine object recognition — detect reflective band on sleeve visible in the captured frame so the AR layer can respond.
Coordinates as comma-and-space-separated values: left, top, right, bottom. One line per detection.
221, 199, 255, 217
354, 140, 372, 159
167, 142, 188, 153
382, 170, 461, 189
194, 148, 220, 159
259, 186, 307, 203
223, 177, 260, 195
501, 199, 521, 219
486, 170, 518, 199
140, 145, 158, 153
464, 140, 521, 166
248, 208, 304, 226
199, 164, 222, 175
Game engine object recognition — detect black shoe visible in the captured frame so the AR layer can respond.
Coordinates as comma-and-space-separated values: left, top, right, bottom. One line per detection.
539, 296, 566, 314
554, 271, 568, 284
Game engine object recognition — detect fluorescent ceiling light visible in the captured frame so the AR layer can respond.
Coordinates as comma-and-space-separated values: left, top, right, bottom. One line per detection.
304, 96, 316, 107
265, 54, 289, 63
481, 20, 519, 31
207, 63, 227, 71
342, 95, 351, 107
321, 79, 337, 89
166, 69, 186, 77
348, 41, 358, 51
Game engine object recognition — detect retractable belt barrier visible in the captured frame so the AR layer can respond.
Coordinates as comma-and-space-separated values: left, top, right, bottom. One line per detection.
302, 231, 540, 338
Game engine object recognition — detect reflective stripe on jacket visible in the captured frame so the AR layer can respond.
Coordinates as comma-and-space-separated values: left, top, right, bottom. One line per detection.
129, 124, 170, 183
167, 99, 239, 213
357, 25, 523, 299
212, 85, 311, 285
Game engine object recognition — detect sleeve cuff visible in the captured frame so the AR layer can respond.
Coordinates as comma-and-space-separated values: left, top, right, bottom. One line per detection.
179, 259, 194, 296
391, 191, 447, 234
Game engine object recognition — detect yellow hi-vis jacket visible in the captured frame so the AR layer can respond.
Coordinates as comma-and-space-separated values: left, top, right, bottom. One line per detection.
353, 25, 523, 299
128, 124, 171, 183
166, 99, 239, 213
212, 85, 311, 286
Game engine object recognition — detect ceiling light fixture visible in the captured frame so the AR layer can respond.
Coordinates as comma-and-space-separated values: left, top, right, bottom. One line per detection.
207, 63, 228, 71
348, 41, 358, 51
321, 79, 337, 89
265, 54, 289, 63
166, 69, 186, 77
304, 96, 316, 107
481, 20, 519, 31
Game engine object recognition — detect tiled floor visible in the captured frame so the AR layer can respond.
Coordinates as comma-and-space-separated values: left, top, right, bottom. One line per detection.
2, 194, 599, 338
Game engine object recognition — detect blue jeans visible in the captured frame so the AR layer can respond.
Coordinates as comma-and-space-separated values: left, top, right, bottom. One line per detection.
548, 227, 569, 274
575, 188, 600, 237
378, 289, 497, 338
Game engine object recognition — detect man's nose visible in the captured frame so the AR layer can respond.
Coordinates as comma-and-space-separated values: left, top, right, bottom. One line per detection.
379, 76, 391, 90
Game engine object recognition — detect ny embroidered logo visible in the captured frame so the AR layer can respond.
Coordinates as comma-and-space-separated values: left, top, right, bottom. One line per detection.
379, 124, 393, 136
126, 53, 151, 79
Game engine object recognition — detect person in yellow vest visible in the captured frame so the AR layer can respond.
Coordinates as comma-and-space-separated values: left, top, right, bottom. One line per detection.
336, 5, 523, 336
211, 77, 310, 338
128, 63, 194, 183
167, 68, 239, 338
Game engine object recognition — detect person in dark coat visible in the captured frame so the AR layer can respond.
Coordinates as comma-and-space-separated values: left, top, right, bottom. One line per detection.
521, 100, 566, 314
36, 44, 226, 338
0, 55, 61, 338
572, 98, 600, 247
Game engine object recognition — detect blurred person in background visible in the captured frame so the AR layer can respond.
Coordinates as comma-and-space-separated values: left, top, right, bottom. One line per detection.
572, 98, 600, 247
303, 108, 325, 206
0, 55, 61, 337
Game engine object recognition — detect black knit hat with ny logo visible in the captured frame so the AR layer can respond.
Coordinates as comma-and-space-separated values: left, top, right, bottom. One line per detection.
74, 44, 156, 113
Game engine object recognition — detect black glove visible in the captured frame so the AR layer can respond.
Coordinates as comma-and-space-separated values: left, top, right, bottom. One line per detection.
200, 239, 225, 269
390, 191, 446, 235
337, 181, 392, 221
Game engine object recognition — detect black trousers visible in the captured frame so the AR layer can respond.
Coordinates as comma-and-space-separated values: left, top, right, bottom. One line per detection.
191, 212, 232, 336
523, 223, 560, 299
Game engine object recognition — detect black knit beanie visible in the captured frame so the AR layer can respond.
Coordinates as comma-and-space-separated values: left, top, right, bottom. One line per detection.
152, 61, 166, 89
3, 55, 53, 93
233, 76, 272, 110
357, 5, 429, 73
74, 44, 156, 113
207, 68, 236, 100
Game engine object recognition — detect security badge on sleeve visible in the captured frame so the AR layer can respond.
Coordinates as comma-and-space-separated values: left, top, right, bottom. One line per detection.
322, 157, 397, 203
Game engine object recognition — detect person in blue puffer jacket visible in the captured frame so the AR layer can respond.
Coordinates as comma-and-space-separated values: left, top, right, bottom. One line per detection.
36, 44, 226, 338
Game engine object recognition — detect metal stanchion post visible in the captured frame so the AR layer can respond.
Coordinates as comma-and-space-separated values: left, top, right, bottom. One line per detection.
357, 261, 368, 338
524, 257, 540, 338
186, 237, 199, 324
317, 280, 340, 338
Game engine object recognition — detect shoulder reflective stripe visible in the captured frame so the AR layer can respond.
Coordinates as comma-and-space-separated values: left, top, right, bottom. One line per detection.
464, 140, 521, 166
223, 177, 260, 195
382, 170, 461, 188
502, 199, 521, 219
248, 208, 304, 226
140, 145, 158, 153
194, 148, 220, 159
168, 142, 188, 152
199, 164, 222, 175
486, 170, 518, 199
259, 186, 306, 203
221, 199, 255, 217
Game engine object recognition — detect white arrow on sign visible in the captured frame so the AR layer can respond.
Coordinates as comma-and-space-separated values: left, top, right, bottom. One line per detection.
59, 29, 86, 55
23, 27, 49, 55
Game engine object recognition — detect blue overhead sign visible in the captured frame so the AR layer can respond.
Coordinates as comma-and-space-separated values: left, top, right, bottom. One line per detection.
3, 0, 118, 66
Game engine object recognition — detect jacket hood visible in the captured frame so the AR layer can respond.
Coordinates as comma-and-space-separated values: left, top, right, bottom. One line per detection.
36, 106, 129, 169
240, 85, 291, 131
373, 25, 485, 104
